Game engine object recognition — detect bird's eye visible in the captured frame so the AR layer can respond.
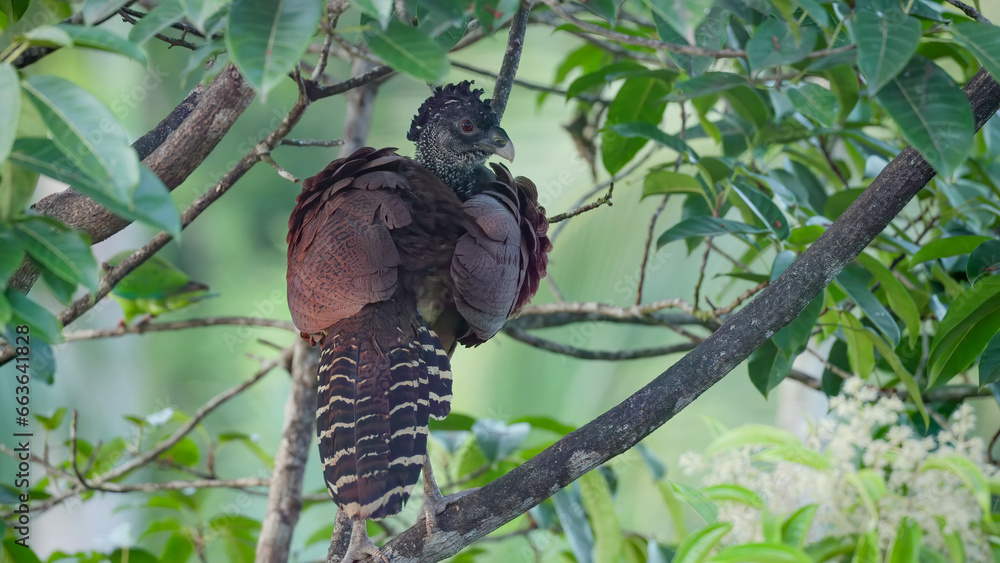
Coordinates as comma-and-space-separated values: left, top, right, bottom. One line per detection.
460, 119, 475, 132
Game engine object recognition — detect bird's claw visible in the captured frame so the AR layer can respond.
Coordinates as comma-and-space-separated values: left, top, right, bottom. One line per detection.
340, 518, 388, 563
422, 487, 480, 536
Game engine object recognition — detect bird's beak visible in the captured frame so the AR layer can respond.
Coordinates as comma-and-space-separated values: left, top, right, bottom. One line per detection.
481, 126, 515, 162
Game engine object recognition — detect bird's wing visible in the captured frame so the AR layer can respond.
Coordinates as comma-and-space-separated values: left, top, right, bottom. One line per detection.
286, 147, 413, 335
451, 164, 552, 345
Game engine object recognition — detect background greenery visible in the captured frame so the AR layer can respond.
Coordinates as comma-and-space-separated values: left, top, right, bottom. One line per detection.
3, 0, 1000, 561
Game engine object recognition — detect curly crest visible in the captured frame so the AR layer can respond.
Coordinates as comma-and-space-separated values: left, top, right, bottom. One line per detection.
407, 81, 494, 142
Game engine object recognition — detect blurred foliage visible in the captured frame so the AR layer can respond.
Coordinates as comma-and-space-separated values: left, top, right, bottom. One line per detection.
2, 0, 1000, 561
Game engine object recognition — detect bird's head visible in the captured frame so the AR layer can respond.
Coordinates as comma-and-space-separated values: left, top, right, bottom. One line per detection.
407, 81, 514, 198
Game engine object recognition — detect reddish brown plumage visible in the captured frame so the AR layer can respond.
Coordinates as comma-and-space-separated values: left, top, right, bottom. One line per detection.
286, 146, 549, 520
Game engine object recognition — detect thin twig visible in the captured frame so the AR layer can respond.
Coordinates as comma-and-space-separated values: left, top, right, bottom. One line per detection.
63, 317, 296, 341
305, 65, 393, 101
943, 0, 991, 23
712, 281, 769, 317
547, 183, 613, 223
260, 151, 301, 183
280, 138, 345, 147
118, 9, 199, 50
452, 61, 608, 103
505, 328, 696, 360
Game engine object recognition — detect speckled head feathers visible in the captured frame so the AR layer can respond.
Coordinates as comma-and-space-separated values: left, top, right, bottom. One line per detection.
407, 81, 497, 142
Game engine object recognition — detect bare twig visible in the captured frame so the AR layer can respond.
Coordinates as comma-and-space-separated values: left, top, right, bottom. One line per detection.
118, 9, 199, 50
505, 328, 696, 360
260, 151, 301, 183
62, 317, 296, 341
943, 0, 991, 23
636, 198, 669, 305
547, 183, 613, 223
451, 61, 608, 103
712, 281, 769, 317
305, 65, 393, 101
280, 138, 345, 147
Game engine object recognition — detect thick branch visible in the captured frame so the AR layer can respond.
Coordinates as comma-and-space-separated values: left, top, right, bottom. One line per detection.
255, 340, 320, 563
335, 67, 1000, 563
62, 317, 296, 341
491, 0, 532, 120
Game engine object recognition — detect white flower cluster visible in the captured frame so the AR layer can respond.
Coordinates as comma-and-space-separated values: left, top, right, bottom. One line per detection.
680, 377, 1000, 560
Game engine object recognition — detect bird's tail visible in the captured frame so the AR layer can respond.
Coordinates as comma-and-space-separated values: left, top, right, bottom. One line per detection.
316, 297, 452, 520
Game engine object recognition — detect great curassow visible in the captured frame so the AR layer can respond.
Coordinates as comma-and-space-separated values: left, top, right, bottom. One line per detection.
286, 81, 551, 562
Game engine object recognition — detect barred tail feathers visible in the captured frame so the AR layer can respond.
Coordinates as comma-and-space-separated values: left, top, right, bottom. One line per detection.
316, 303, 453, 521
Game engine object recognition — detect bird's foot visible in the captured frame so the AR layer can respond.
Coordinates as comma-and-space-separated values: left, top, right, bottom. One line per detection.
340, 519, 388, 563
422, 487, 480, 536
135, 314, 155, 333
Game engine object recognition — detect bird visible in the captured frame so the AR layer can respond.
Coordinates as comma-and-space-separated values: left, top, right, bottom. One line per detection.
106, 250, 213, 325
286, 80, 551, 562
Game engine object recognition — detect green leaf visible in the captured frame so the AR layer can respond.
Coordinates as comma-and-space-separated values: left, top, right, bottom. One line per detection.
836, 266, 900, 347
13, 217, 98, 292
364, 18, 449, 83
609, 122, 698, 161
34, 407, 67, 431
1, 0, 29, 22
854, 2, 921, 95
655, 7, 730, 77
772, 292, 823, 357
710, 543, 812, 563
132, 167, 181, 237
511, 415, 576, 435
22, 75, 139, 201
705, 424, 800, 455
83, 0, 130, 25
580, 470, 622, 563
928, 275, 1000, 387
671, 481, 719, 524
22, 25, 73, 46
601, 77, 670, 174
824, 65, 859, 123
471, 419, 529, 463
666, 72, 747, 101
746, 18, 818, 71
919, 456, 992, 525
909, 235, 992, 267
980, 331, 1000, 387
10, 139, 180, 236
749, 339, 790, 397
966, 239, 1000, 284
6, 288, 61, 343
0, 160, 36, 221
165, 436, 200, 466
356, 0, 393, 28
578, 0, 616, 24
755, 445, 831, 469
553, 488, 595, 563
782, 505, 818, 548
0, 293, 10, 326
700, 484, 764, 508
860, 329, 927, 426
787, 83, 837, 128
226, 0, 322, 96
855, 253, 920, 345
2, 538, 43, 563
0, 63, 18, 164
673, 522, 730, 563
657, 216, 768, 249
731, 180, 790, 240
876, 56, 975, 179
128, 0, 185, 45
56, 24, 148, 65
951, 22, 1000, 87
841, 313, 874, 380
887, 518, 921, 563
641, 0, 709, 43
566, 61, 645, 99
643, 170, 705, 200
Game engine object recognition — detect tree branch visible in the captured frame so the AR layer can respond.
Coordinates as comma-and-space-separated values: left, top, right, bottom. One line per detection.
546, 182, 613, 224
326, 67, 1000, 563
491, 0, 532, 120
61, 317, 296, 341
255, 340, 320, 563
504, 328, 696, 360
